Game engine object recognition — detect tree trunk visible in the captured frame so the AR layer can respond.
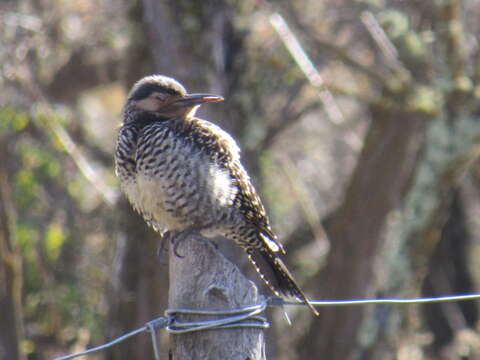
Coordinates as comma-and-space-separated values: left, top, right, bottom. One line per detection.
298, 107, 427, 359
0, 136, 24, 360
422, 192, 478, 355
364, 115, 480, 358
106, 200, 168, 360
168, 234, 266, 360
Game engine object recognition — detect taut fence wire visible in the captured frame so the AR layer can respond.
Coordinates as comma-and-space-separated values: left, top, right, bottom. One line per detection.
54, 293, 480, 360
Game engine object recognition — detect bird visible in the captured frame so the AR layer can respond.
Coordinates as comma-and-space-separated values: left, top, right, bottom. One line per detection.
115, 74, 318, 316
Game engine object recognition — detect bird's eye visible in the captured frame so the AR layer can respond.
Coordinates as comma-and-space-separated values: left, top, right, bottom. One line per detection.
153, 93, 167, 101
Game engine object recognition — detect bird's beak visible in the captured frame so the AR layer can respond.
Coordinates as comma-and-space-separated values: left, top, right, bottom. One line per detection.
173, 93, 224, 107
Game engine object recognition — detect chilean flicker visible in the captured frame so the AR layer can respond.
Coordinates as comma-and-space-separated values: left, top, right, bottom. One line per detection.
115, 74, 318, 315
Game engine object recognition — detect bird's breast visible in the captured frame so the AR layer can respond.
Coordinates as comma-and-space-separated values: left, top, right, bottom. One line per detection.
134, 131, 238, 232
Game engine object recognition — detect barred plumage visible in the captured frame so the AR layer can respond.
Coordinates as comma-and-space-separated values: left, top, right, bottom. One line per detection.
115, 75, 318, 315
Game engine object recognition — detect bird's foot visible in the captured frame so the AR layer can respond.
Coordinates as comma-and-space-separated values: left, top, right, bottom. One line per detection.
157, 231, 172, 257
171, 230, 192, 258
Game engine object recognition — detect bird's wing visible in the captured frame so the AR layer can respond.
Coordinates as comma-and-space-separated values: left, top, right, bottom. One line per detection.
186, 118, 283, 252
229, 161, 285, 253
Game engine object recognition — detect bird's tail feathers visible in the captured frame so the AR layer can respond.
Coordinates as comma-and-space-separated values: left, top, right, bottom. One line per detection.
247, 247, 319, 316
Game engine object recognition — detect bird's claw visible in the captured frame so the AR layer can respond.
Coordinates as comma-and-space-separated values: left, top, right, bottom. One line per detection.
171, 231, 188, 258
172, 240, 185, 258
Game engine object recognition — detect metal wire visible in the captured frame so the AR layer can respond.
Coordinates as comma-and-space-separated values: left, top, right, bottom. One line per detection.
284, 293, 480, 306
54, 326, 147, 360
166, 300, 270, 334
53, 293, 480, 360
146, 318, 168, 360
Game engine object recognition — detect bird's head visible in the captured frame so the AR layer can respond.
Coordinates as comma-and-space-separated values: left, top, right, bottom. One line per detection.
125, 75, 223, 121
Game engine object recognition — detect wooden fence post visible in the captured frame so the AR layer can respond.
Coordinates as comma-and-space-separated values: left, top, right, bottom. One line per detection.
168, 234, 266, 359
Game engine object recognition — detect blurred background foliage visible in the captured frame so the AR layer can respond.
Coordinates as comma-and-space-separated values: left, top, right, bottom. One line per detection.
2, 0, 480, 359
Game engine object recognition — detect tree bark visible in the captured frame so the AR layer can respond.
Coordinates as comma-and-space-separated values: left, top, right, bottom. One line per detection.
169, 234, 266, 360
